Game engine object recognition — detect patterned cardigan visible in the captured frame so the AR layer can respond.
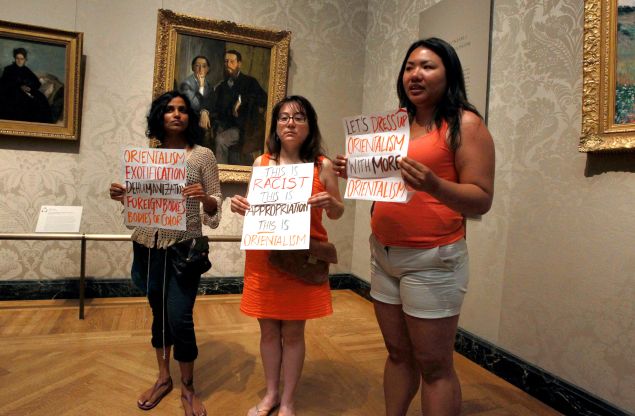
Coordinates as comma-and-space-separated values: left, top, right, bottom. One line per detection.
131, 145, 222, 248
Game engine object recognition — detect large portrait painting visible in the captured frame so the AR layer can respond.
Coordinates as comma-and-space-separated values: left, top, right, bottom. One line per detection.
581, 0, 635, 152
152, 9, 291, 182
0, 20, 83, 140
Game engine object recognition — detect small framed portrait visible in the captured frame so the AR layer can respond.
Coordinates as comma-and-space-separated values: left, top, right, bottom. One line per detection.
152, 9, 291, 182
0, 19, 83, 141
581, 0, 635, 152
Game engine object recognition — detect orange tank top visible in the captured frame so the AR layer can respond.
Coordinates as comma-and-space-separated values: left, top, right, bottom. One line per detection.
371, 121, 464, 248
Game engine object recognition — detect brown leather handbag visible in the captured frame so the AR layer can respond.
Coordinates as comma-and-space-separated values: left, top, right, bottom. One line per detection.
268, 238, 338, 285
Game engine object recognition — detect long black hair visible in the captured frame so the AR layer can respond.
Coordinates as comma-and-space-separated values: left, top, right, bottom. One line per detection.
266, 95, 325, 164
146, 90, 201, 146
397, 37, 481, 150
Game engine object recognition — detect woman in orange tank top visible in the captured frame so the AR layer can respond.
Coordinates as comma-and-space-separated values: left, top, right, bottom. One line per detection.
231, 95, 344, 416
335, 38, 495, 416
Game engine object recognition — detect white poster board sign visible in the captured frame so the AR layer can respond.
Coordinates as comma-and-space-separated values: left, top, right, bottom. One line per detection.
241, 163, 314, 250
419, 0, 492, 119
122, 147, 187, 230
343, 108, 410, 202
35, 206, 83, 233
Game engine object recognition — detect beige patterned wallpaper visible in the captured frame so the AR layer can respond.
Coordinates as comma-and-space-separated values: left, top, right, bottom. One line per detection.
0, 0, 363, 278
358, 0, 634, 412
1, 0, 634, 412
492, 2, 634, 411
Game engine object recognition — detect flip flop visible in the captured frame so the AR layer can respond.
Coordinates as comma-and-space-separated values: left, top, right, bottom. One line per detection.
137, 377, 173, 410
181, 391, 207, 416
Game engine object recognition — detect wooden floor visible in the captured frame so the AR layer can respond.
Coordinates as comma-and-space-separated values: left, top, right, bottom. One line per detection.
0, 291, 560, 416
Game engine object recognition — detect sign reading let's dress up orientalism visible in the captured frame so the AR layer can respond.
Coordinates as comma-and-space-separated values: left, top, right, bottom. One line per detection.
343, 108, 410, 202
122, 147, 187, 230
241, 163, 314, 250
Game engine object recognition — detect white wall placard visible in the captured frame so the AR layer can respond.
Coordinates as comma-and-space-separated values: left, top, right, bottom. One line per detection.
35, 206, 83, 233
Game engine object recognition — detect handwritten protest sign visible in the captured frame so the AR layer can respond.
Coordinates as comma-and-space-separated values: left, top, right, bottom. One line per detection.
241, 163, 314, 250
343, 108, 410, 202
122, 147, 187, 230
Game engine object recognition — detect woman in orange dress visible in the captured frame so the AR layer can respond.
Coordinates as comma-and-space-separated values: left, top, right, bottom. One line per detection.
231, 95, 344, 416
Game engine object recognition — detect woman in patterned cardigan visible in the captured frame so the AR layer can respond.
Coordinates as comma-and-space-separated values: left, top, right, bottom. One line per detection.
110, 90, 221, 416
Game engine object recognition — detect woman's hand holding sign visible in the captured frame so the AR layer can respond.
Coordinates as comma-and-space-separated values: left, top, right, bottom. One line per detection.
109, 183, 125, 203
398, 157, 440, 194
333, 155, 348, 179
183, 183, 218, 214
308, 191, 339, 212
182, 183, 207, 200
230, 195, 250, 216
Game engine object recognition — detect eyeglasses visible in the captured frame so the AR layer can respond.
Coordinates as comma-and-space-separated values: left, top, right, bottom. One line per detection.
277, 113, 307, 124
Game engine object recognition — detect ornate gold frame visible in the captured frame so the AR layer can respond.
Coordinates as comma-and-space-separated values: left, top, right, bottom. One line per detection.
0, 20, 83, 140
152, 9, 291, 182
581, 0, 635, 152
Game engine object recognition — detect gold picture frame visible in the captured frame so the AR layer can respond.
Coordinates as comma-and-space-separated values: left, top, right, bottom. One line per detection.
152, 9, 291, 182
581, 0, 635, 152
0, 20, 83, 141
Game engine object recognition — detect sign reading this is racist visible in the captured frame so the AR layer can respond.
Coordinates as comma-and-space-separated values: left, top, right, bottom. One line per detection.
122, 147, 187, 230
241, 163, 314, 250
343, 108, 410, 202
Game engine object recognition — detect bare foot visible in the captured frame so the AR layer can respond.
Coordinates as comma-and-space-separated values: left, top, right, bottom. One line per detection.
247, 395, 280, 416
137, 376, 173, 410
181, 381, 206, 416
277, 403, 296, 416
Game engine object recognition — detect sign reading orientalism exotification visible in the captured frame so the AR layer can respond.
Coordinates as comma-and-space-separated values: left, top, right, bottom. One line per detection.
241, 163, 314, 250
343, 108, 410, 202
122, 147, 187, 230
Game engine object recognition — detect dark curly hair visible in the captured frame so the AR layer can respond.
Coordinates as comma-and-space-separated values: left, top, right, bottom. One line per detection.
13, 47, 27, 59
225, 49, 242, 62
397, 37, 481, 151
266, 95, 325, 165
146, 90, 201, 146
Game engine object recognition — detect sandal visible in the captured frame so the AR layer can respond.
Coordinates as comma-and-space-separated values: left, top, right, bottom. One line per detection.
181, 378, 207, 416
137, 377, 173, 410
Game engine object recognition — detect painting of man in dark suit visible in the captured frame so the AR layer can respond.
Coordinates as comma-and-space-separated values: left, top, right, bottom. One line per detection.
211, 49, 267, 165
172, 33, 271, 167
0, 47, 52, 123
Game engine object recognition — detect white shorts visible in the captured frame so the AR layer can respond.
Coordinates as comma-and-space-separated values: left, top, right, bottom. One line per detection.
369, 234, 469, 319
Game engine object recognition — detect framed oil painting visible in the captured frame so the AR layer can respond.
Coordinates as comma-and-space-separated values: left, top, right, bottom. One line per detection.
581, 0, 635, 152
0, 20, 83, 141
152, 9, 291, 182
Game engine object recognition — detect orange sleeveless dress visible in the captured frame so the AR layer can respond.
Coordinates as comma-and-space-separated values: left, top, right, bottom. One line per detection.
240, 154, 333, 320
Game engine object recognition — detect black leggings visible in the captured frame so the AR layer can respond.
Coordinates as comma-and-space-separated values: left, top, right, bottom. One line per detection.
132, 242, 201, 362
